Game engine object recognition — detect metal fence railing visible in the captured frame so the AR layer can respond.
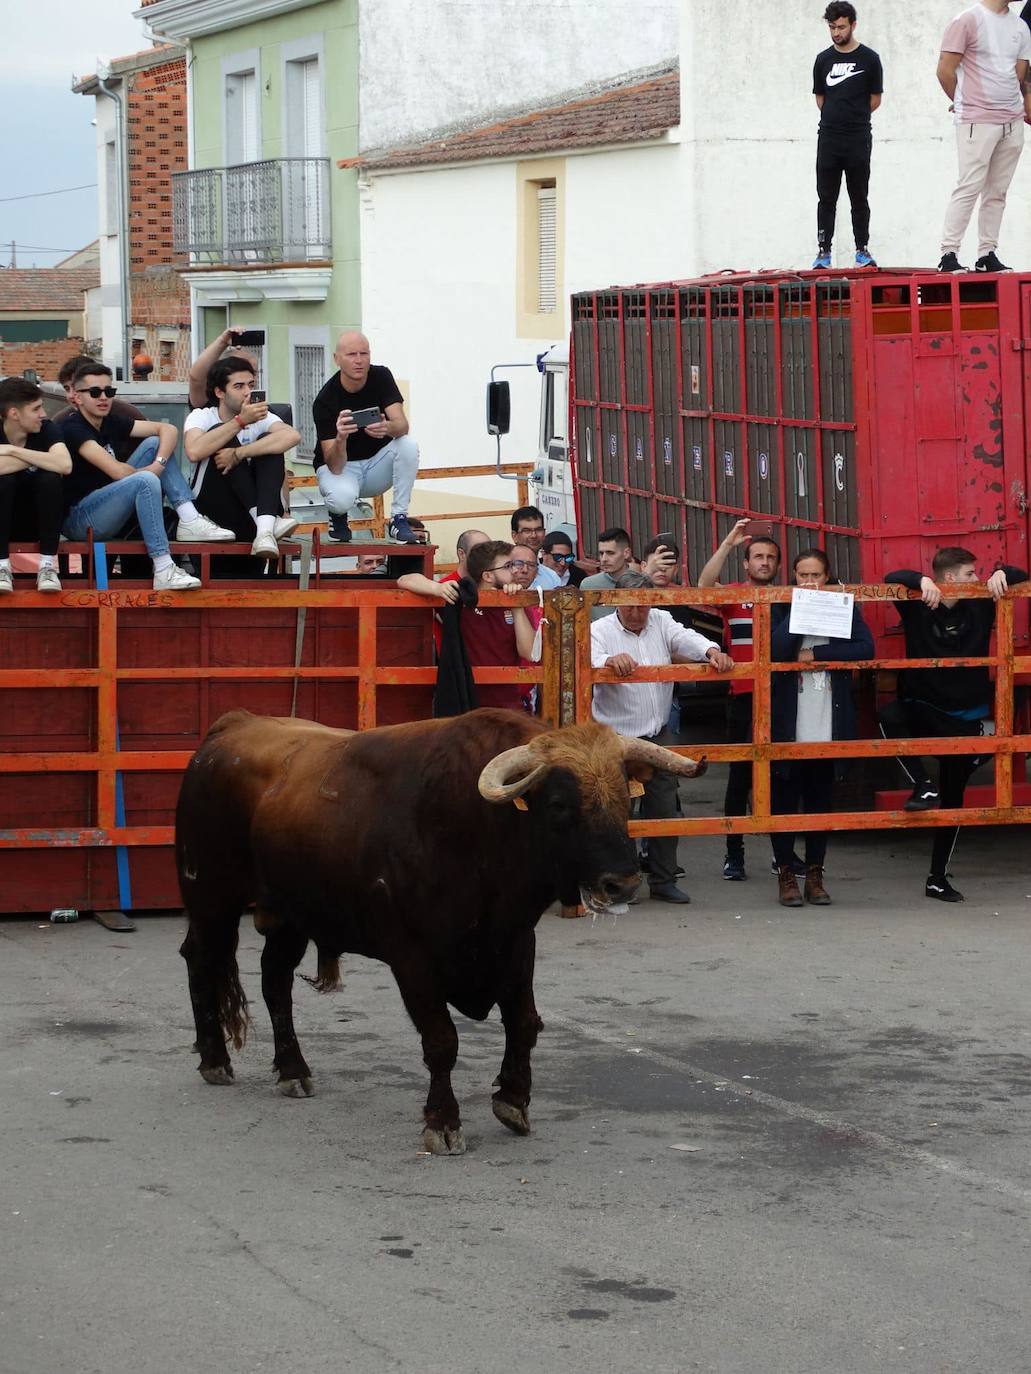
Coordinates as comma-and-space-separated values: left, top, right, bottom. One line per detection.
172, 158, 331, 265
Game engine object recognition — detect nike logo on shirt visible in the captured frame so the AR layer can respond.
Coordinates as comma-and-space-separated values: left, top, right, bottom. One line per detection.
826, 64, 860, 86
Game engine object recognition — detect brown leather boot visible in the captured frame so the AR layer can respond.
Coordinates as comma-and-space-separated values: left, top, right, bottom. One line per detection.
804, 865, 831, 905
777, 865, 803, 907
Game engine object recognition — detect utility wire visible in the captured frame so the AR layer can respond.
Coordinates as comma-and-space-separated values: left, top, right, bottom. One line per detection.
0, 183, 96, 204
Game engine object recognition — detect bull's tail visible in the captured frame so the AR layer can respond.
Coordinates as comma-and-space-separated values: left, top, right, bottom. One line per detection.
217, 946, 251, 1051
181, 915, 251, 1060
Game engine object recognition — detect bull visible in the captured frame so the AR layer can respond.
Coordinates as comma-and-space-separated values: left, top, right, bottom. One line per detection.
176, 707, 705, 1154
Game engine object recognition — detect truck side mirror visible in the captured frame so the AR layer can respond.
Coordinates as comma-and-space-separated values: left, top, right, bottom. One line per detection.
487, 380, 510, 436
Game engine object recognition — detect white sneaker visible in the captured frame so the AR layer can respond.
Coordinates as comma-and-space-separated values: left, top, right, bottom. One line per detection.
273, 515, 299, 540
36, 566, 62, 592
250, 531, 280, 560
176, 515, 235, 542
0, 567, 12, 594
153, 563, 201, 591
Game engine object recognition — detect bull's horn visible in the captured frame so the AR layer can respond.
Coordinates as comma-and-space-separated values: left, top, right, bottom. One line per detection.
621, 735, 708, 779
478, 744, 547, 802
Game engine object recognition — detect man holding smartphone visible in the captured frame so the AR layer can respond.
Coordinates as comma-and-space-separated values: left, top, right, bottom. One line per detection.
312, 331, 420, 544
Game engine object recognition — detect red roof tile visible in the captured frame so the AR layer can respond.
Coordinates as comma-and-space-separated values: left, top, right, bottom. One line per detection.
0, 268, 99, 313
342, 67, 679, 173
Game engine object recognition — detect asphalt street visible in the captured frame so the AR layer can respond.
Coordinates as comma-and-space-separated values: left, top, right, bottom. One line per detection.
4, 818, 1031, 1374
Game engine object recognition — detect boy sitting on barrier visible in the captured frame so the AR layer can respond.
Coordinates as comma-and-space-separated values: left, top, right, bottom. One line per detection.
184, 356, 301, 561
881, 548, 1027, 902
60, 363, 234, 592
0, 377, 72, 593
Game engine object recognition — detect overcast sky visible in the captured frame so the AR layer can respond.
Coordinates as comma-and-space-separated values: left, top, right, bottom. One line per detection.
1, 1, 155, 267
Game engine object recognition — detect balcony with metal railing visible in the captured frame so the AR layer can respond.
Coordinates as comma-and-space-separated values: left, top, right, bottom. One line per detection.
172, 158, 332, 267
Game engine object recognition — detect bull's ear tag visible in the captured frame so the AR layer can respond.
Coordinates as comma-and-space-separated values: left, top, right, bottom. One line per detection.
628, 780, 646, 798
513, 796, 529, 811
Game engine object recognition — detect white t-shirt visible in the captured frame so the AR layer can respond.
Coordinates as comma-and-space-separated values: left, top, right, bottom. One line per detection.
794, 637, 833, 744
943, 5, 1031, 123
183, 406, 283, 490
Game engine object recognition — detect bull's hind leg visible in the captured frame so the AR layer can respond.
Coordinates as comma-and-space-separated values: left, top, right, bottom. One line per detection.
180, 914, 247, 1086
492, 930, 542, 1136
391, 952, 465, 1156
260, 924, 315, 1098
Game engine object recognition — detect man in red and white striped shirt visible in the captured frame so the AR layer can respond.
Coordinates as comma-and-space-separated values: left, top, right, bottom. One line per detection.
698, 520, 783, 882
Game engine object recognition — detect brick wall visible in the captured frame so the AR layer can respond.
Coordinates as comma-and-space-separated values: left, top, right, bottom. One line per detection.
124, 55, 191, 379
0, 337, 85, 383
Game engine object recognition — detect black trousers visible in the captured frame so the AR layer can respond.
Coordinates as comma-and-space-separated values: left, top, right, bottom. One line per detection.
724, 693, 753, 862
194, 452, 286, 538
878, 698, 983, 878
817, 130, 872, 252
771, 759, 834, 869
0, 468, 64, 558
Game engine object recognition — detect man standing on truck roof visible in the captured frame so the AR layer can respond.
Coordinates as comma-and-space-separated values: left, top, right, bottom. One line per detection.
812, 2, 883, 271
312, 332, 420, 546
937, 0, 1031, 273
697, 519, 805, 883
881, 549, 1027, 902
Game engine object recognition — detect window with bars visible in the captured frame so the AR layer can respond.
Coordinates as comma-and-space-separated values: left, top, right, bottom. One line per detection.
292, 343, 325, 461
537, 182, 557, 314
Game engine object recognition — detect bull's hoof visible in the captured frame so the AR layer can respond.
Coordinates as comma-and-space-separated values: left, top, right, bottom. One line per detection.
422, 1124, 466, 1156
200, 1065, 234, 1085
278, 1076, 315, 1098
492, 1095, 531, 1136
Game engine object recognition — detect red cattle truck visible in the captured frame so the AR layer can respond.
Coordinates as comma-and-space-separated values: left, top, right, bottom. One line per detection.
495, 267, 1031, 653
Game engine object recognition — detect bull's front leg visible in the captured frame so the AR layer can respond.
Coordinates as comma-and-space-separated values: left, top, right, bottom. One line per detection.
391, 950, 465, 1156
492, 929, 542, 1137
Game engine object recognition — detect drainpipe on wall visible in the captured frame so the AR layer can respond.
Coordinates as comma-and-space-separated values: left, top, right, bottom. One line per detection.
96, 66, 132, 379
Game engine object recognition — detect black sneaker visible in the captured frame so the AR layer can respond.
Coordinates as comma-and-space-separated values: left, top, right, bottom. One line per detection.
975, 251, 1010, 273
723, 856, 746, 881
769, 853, 807, 877
389, 513, 420, 544
327, 513, 352, 543
904, 784, 939, 811
926, 876, 964, 903
938, 252, 967, 273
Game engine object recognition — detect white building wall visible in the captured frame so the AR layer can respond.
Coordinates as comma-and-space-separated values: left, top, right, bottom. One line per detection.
358, 0, 678, 151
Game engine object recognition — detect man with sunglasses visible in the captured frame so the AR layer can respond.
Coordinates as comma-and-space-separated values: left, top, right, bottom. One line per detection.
60, 363, 234, 591
540, 530, 582, 587
54, 354, 145, 458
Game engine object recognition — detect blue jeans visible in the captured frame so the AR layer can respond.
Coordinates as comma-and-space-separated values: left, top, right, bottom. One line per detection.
63, 438, 192, 558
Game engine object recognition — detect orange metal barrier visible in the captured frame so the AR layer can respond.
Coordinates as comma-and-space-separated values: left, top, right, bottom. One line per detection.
572, 582, 1031, 839
3, 572, 1026, 913
0, 571, 550, 913
288, 461, 533, 550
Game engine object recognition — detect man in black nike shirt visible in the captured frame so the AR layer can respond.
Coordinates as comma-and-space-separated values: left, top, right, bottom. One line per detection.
880, 547, 1027, 903
812, 2, 884, 270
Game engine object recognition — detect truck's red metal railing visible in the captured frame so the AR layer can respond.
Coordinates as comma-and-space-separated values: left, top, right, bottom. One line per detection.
573, 581, 1031, 839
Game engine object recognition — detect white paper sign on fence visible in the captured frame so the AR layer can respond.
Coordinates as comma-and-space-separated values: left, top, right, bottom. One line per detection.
788, 587, 855, 639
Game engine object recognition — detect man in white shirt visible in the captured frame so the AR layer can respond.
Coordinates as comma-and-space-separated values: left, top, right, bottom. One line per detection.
184, 355, 301, 560
937, 0, 1031, 272
591, 571, 732, 903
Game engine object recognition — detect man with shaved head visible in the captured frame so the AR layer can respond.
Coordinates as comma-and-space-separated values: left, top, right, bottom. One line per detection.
312, 331, 420, 543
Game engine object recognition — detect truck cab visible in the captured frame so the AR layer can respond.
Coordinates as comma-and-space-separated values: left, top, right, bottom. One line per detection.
533, 343, 574, 538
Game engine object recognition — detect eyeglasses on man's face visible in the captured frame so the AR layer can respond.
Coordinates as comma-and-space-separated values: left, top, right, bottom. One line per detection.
77, 386, 118, 399
549, 552, 575, 564
488, 562, 513, 574
509, 559, 535, 571
516, 525, 545, 537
